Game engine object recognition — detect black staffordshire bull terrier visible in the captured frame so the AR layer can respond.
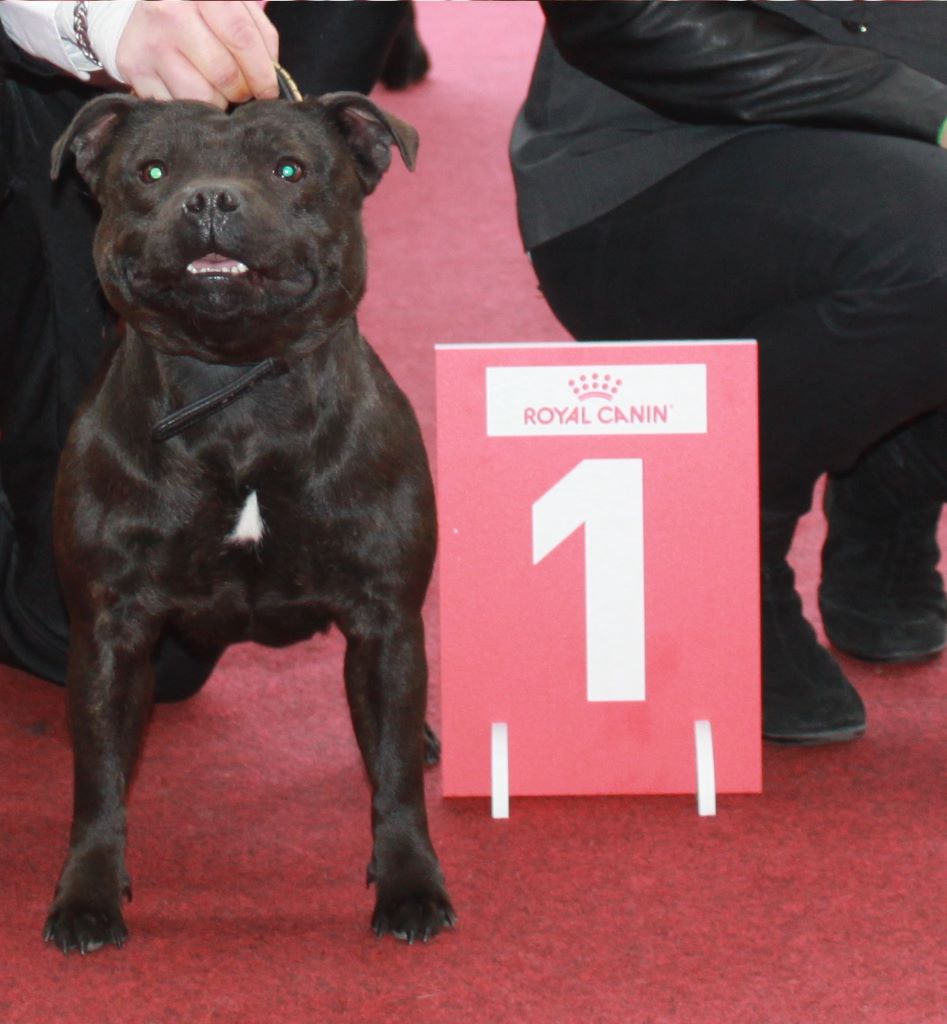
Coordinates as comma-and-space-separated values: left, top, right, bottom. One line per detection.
43, 91, 454, 953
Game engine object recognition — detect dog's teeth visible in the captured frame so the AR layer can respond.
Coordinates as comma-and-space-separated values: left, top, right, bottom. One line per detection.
186, 260, 249, 275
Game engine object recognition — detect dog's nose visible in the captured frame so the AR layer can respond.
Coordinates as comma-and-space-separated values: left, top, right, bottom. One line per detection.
183, 188, 241, 218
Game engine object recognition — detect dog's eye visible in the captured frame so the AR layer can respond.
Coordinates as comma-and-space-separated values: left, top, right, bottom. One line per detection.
275, 159, 305, 183
139, 161, 167, 184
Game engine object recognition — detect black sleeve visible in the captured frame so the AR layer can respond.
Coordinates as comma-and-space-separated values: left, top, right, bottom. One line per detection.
0, 17, 60, 79
540, 1, 947, 144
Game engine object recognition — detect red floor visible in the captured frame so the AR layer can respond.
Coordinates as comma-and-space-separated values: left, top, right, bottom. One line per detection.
2, 4, 945, 1022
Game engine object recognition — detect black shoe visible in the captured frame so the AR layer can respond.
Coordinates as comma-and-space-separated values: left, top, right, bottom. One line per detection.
762, 517, 866, 745
820, 470, 946, 663
380, 2, 431, 91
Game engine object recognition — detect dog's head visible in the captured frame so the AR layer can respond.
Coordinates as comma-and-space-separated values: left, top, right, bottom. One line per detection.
52, 93, 417, 362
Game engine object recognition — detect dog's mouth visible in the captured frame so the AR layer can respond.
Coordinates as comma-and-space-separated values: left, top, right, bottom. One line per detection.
186, 252, 250, 277
180, 251, 310, 293
115, 242, 319, 326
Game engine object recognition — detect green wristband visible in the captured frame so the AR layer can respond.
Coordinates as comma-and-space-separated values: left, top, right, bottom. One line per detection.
938, 117, 947, 148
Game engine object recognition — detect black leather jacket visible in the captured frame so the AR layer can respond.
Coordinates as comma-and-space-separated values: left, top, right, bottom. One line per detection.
513, 1, 947, 249
541, 1, 947, 142
0, 18, 99, 201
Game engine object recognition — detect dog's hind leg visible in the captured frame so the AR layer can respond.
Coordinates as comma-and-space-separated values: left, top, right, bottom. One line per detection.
43, 606, 160, 954
342, 609, 455, 944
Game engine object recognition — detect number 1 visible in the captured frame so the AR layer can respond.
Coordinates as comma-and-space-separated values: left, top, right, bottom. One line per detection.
532, 459, 646, 702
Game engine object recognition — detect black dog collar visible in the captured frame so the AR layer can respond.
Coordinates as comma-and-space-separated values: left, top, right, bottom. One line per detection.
151, 358, 285, 443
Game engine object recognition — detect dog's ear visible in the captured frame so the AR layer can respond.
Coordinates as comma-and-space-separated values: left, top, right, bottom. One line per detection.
318, 92, 418, 194
51, 93, 139, 191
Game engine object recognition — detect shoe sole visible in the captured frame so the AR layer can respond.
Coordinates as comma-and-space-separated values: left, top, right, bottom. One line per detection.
826, 637, 946, 664
819, 599, 947, 663
763, 723, 866, 746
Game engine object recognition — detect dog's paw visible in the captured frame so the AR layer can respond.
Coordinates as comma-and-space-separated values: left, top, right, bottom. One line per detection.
372, 884, 456, 944
43, 899, 128, 955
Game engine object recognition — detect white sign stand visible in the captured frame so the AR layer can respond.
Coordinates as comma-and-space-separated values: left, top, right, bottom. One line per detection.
491, 723, 510, 820
490, 720, 718, 820
694, 720, 717, 817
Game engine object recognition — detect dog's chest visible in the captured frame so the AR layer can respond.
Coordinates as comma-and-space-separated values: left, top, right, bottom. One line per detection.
167, 482, 337, 646
208, 476, 323, 567
226, 489, 266, 545
163, 465, 379, 643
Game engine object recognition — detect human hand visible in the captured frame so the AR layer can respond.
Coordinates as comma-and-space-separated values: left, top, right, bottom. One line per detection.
115, 0, 279, 107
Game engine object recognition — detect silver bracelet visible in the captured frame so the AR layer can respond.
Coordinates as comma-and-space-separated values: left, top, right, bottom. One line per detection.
72, 1, 103, 69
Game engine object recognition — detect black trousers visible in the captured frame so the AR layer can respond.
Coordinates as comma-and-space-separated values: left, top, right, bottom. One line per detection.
0, 4, 411, 691
530, 126, 947, 521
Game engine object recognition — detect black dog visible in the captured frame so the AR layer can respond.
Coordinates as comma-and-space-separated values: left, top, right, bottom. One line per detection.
43, 91, 454, 953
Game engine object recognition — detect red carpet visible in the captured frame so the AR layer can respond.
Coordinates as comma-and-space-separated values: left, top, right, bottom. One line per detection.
2, 5, 945, 1022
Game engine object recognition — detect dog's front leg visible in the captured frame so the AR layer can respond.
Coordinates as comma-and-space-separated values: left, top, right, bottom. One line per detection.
342, 611, 455, 943
44, 612, 158, 954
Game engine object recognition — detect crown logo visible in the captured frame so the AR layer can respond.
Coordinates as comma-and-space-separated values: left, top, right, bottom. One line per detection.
568, 372, 622, 402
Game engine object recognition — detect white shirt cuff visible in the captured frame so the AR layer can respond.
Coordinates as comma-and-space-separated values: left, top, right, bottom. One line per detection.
0, 1, 72, 74
0, 1, 137, 83
83, 0, 138, 83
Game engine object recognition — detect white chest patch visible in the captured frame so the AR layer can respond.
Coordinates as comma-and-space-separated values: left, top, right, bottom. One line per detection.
227, 490, 265, 545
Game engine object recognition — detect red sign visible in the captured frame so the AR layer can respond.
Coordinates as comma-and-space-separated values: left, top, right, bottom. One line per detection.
435, 341, 761, 798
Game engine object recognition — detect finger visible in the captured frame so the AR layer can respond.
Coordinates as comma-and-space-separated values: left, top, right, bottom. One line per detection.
243, 1, 280, 63
149, 51, 230, 107
197, 1, 280, 100
162, 8, 257, 104
178, 39, 254, 104
117, 1, 241, 105
124, 73, 174, 103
